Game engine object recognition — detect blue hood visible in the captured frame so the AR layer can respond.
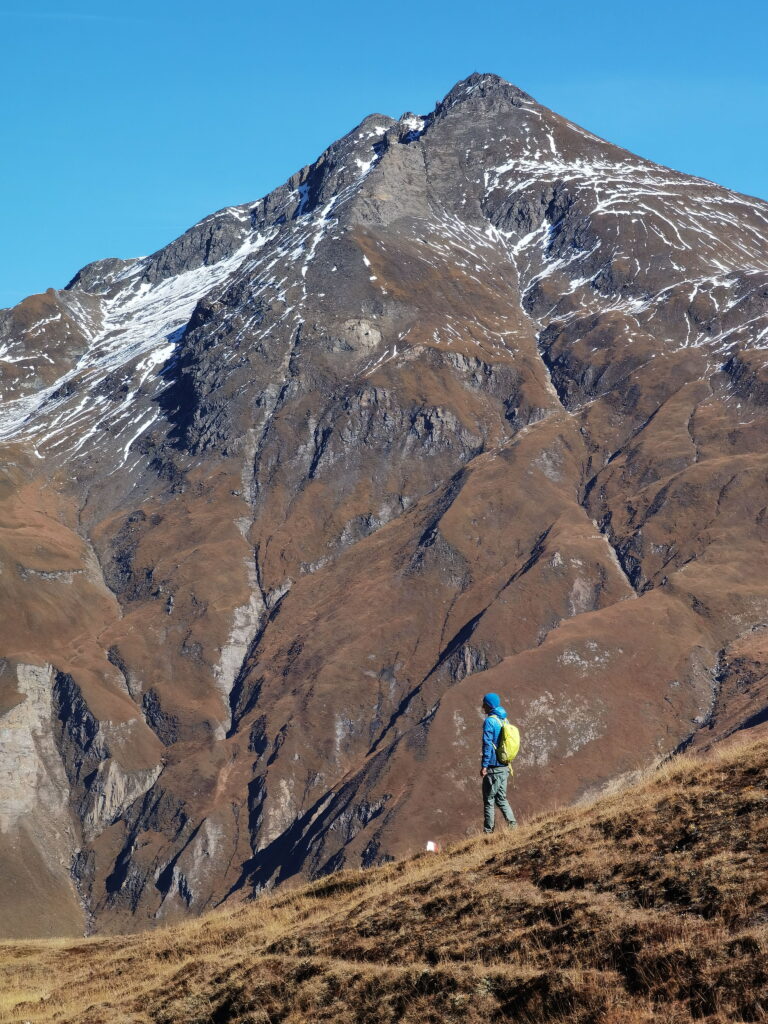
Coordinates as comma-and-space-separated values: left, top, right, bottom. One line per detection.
483, 692, 503, 712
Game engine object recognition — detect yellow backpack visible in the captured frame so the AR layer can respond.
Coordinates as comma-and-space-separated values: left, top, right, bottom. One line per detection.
492, 716, 520, 766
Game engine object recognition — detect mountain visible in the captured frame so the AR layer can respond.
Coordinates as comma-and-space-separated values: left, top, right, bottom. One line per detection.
2, 72, 768, 939
3, 736, 767, 1023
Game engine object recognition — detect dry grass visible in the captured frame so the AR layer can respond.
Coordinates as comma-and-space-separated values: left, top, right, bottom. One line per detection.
2, 736, 767, 1023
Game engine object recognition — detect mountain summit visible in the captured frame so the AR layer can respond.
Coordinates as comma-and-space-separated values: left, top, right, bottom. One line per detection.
1, 75, 768, 938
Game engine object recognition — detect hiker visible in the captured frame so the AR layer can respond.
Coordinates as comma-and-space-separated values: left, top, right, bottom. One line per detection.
481, 692, 518, 833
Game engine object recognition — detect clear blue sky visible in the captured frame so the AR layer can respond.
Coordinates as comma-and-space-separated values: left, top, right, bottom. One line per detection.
1, 0, 766, 309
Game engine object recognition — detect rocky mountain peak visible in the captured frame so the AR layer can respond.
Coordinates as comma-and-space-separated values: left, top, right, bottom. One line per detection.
1, 76, 768, 938
436, 71, 534, 113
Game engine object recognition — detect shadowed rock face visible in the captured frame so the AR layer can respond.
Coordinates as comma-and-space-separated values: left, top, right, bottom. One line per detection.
2, 72, 768, 937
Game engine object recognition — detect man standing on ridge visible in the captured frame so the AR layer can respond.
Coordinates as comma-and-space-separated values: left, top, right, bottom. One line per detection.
481, 692, 518, 833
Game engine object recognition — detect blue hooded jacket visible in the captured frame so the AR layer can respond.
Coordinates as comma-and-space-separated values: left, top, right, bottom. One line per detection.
482, 697, 508, 768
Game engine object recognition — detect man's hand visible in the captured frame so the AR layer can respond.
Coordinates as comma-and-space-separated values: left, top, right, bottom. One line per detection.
480, 767, 487, 778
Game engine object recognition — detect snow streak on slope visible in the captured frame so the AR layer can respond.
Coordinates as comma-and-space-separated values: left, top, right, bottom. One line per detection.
0, 236, 269, 450
471, 120, 768, 363
0, 127, 390, 469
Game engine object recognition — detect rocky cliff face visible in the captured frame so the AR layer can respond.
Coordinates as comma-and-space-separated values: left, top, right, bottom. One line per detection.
2, 73, 768, 937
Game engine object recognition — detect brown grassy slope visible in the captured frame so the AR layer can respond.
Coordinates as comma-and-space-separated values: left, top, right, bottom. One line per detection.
2, 737, 767, 1024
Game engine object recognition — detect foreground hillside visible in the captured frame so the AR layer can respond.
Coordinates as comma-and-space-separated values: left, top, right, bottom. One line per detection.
2, 736, 767, 1024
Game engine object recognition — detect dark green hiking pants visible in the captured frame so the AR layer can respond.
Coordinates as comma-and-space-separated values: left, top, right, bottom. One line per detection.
483, 766, 517, 833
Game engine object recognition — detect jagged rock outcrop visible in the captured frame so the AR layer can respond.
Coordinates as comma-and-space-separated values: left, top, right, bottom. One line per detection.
2, 72, 768, 936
